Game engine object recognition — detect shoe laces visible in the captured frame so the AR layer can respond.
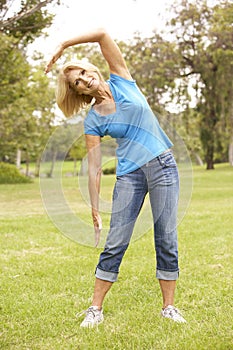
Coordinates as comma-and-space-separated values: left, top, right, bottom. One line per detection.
76, 306, 100, 320
164, 305, 185, 321
168, 306, 180, 316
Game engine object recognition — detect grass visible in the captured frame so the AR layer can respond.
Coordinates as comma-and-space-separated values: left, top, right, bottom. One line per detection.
0, 163, 233, 349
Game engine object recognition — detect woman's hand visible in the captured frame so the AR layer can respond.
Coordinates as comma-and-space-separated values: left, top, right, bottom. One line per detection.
44, 43, 64, 74
92, 208, 102, 247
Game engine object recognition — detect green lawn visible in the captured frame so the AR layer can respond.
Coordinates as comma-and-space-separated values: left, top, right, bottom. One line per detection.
0, 164, 232, 349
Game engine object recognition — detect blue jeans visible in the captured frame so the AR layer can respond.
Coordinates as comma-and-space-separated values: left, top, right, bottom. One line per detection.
95, 151, 180, 282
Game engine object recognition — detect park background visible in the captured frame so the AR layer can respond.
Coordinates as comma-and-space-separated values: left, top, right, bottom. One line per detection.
0, 0, 233, 349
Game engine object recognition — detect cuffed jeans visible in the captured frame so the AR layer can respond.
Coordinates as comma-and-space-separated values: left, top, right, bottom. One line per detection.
95, 151, 180, 282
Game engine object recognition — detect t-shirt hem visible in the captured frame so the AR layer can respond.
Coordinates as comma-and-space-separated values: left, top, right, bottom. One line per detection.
116, 147, 173, 176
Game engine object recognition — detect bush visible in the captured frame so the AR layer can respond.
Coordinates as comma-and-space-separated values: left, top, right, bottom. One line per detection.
102, 167, 116, 175
0, 162, 32, 184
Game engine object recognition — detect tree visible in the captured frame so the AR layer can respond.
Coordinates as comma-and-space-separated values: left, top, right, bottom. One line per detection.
0, 34, 55, 169
13, 65, 56, 175
0, 0, 60, 170
69, 135, 86, 176
118, 34, 178, 115
0, 33, 30, 161
169, 0, 233, 169
0, 0, 58, 44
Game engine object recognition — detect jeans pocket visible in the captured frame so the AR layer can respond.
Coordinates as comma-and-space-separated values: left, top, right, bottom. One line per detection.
159, 152, 176, 168
159, 154, 179, 185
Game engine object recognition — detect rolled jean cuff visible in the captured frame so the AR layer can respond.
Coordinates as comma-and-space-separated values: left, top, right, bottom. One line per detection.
156, 269, 179, 280
95, 267, 118, 282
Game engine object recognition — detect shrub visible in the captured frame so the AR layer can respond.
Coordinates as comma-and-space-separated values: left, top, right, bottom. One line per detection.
102, 167, 116, 175
0, 162, 32, 184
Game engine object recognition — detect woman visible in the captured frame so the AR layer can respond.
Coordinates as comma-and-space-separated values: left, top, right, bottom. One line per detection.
45, 28, 186, 327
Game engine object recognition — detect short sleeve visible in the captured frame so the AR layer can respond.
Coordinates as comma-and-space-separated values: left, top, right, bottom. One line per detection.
84, 113, 104, 136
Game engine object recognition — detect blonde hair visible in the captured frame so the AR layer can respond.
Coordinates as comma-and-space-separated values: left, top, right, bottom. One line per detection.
56, 60, 105, 117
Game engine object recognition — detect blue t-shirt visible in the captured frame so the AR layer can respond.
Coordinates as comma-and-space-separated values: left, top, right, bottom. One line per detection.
84, 74, 173, 176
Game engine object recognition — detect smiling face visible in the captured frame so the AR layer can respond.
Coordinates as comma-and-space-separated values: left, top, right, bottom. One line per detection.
66, 67, 101, 95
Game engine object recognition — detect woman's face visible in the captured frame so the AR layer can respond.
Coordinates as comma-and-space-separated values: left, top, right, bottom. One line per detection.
66, 68, 100, 95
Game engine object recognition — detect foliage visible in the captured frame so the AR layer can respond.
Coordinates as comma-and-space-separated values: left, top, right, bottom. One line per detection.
69, 134, 86, 161
0, 32, 30, 162
102, 167, 116, 175
0, 33, 30, 108
0, 0, 58, 44
169, 0, 233, 169
0, 1, 58, 169
0, 58, 56, 168
118, 34, 178, 115
17, 64, 56, 174
0, 161, 32, 183
41, 119, 86, 178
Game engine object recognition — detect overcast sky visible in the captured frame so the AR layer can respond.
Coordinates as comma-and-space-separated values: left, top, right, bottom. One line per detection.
6, 0, 218, 60
28, 0, 174, 59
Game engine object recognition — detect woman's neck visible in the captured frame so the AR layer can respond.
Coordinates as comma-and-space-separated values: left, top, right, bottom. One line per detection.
91, 83, 116, 115
92, 82, 113, 105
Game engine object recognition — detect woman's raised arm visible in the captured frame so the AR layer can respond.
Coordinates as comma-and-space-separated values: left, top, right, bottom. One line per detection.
45, 27, 132, 80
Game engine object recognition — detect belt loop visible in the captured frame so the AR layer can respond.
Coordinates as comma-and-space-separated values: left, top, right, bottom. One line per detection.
158, 155, 165, 167
158, 149, 171, 167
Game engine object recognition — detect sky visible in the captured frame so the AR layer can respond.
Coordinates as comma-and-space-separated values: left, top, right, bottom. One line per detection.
28, 0, 175, 60
7, 0, 219, 60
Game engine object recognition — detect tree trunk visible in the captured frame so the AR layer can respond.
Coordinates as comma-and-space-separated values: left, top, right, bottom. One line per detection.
206, 135, 214, 170
35, 156, 41, 177
73, 158, 77, 176
206, 144, 215, 170
16, 149, 21, 168
206, 159, 214, 170
228, 136, 233, 166
193, 152, 204, 166
201, 121, 215, 170
25, 155, 30, 176
48, 150, 57, 178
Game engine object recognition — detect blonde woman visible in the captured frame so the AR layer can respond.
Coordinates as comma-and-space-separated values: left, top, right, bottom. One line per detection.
45, 28, 186, 327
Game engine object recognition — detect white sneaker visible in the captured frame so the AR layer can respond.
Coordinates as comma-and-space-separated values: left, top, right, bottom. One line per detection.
78, 306, 104, 328
161, 305, 186, 323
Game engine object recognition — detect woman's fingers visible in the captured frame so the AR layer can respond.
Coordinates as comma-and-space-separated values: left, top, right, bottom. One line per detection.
94, 226, 101, 247
45, 56, 58, 73
93, 213, 102, 247
44, 60, 53, 74
44, 45, 64, 73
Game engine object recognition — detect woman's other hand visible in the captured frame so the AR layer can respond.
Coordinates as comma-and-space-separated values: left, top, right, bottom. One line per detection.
92, 209, 102, 247
44, 43, 64, 74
